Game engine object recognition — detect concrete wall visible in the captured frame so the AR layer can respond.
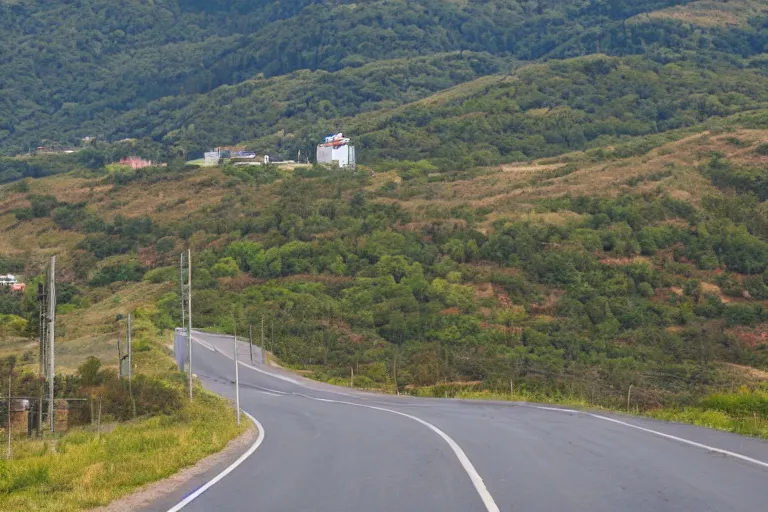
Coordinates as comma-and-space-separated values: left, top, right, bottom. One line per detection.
317, 145, 356, 168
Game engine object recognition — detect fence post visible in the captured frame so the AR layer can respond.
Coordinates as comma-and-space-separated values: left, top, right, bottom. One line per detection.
627, 384, 633, 412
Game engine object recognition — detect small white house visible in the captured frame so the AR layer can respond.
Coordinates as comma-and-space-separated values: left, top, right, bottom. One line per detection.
0, 274, 17, 286
316, 133, 356, 168
203, 151, 222, 167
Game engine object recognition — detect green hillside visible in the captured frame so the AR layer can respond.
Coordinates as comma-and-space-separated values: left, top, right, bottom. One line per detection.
3, 0, 768, 155
290, 55, 768, 167
1, 118, 767, 427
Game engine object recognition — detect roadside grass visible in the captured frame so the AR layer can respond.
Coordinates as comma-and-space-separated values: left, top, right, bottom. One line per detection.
0, 338, 247, 512
410, 385, 768, 439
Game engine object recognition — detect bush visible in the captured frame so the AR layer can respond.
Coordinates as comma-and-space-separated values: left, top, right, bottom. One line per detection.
89, 262, 146, 287
28, 194, 58, 217
144, 266, 177, 284
102, 374, 183, 421
700, 392, 768, 418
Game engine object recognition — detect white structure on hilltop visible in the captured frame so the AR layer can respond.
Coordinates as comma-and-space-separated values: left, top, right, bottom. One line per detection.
204, 151, 222, 167
0, 274, 17, 286
317, 133, 356, 169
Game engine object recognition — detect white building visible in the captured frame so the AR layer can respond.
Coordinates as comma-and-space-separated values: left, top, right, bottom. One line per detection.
0, 274, 17, 286
316, 133, 356, 169
203, 151, 222, 166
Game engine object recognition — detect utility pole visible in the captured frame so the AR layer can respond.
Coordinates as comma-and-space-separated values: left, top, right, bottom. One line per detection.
7, 373, 12, 459
187, 249, 193, 402
393, 350, 398, 395
248, 324, 253, 363
47, 256, 56, 432
260, 316, 265, 365
180, 252, 185, 334
128, 314, 136, 419
233, 327, 240, 426
37, 283, 45, 437
127, 314, 132, 380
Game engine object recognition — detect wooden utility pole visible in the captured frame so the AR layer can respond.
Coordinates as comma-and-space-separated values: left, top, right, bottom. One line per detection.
248, 324, 253, 363
187, 249, 193, 402
47, 256, 56, 432
260, 316, 265, 364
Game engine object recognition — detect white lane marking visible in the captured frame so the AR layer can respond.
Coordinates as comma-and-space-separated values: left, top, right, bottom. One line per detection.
257, 390, 282, 397
191, 335, 357, 398
526, 405, 768, 470
195, 338, 215, 351
589, 413, 768, 469
192, 333, 768, 473
167, 412, 265, 512
299, 394, 501, 512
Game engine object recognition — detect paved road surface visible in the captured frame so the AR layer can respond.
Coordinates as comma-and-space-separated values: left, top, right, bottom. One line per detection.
146, 331, 768, 512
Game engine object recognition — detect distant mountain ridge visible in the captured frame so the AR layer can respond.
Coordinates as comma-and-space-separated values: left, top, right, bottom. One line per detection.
2, 0, 768, 156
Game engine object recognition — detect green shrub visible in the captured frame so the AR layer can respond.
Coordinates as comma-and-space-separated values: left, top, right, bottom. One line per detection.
89, 262, 146, 287
700, 392, 768, 418
144, 266, 177, 284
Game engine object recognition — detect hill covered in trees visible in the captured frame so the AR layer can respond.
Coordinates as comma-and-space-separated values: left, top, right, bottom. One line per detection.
4, 0, 768, 158
0, 119, 767, 427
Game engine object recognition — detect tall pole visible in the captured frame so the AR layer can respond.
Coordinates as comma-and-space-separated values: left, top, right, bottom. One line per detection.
128, 314, 136, 419
127, 314, 132, 380
7, 373, 12, 459
233, 327, 240, 426
248, 324, 253, 363
179, 253, 185, 334
187, 249, 193, 402
47, 256, 56, 432
37, 283, 45, 438
260, 316, 264, 365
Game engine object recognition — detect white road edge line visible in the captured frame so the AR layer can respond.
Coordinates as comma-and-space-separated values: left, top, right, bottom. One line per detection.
300, 394, 501, 512
192, 336, 768, 474
191, 335, 357, 397
588, 412, 768, 469
527, 405, 768, 470
166, 412, 265, 512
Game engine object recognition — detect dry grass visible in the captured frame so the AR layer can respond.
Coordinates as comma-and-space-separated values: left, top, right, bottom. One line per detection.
54, 282, 171, 372
0, 348, 247, 512
629, 0, 768, 27
376, 128, 768, 229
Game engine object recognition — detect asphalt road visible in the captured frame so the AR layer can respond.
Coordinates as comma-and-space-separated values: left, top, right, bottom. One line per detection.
146, 331, 768, 512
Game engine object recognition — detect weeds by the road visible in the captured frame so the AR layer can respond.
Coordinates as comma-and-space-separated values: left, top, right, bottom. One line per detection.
411, 385, 768, 439
0, 338, 246, 512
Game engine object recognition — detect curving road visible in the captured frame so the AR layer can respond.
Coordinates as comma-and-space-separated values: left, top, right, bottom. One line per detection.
145, 331, 768, 512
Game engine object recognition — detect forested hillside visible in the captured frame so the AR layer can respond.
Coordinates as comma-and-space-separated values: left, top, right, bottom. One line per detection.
0, 118, 767, 422
3, 0, 768, 156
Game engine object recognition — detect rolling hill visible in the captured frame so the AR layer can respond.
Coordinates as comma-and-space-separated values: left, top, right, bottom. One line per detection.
0, 115, 766, 419
3, 0, 768, 157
